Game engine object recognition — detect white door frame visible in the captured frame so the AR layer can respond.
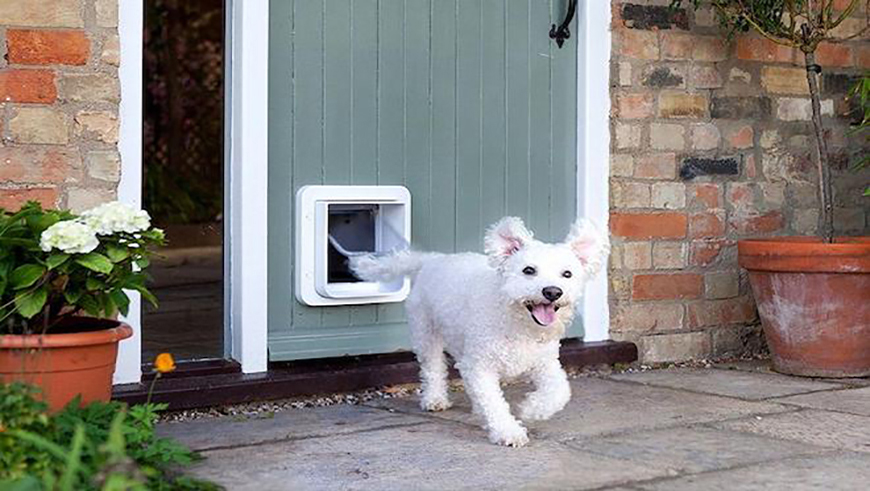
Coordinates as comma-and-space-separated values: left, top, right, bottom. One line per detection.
576, 0, 612, 343
115, 0, 269, 384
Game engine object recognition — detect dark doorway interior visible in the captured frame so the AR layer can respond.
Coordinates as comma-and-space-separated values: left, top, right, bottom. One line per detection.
143, 0, 226, 362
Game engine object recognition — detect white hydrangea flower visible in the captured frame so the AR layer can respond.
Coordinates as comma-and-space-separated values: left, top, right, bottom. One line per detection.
80, 201, 151, 235
40, 220, 100, 254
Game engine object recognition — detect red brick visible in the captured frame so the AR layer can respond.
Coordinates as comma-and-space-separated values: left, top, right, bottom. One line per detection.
815, 42, 853, 67
690, 240, 726, 267
726, 125, 754, 149
661, 33, 692, 60
0, 70, 56, 103
0, 147, 79, 184
635, 153, 677, 179
7, 29, 89, 66
691, 183, 720, 209
687, 296, 757, 328
693, 36, 728, 62
689, 211, 725, 239
611, 212, 688, 239
0, 187, 58, 210
730, 211, 785, 235
857, 45, 870, 69
633, 273, 703, 300
614, 93, 654, 119
725, 182, 756, 211
735, 37, 798, 64
616, 29, 659, 60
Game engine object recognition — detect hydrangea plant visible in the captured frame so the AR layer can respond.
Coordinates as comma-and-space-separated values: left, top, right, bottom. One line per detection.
0, 201, 165, 335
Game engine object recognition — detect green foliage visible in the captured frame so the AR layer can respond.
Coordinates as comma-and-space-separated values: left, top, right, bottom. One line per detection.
849, 73, 870, 196
0, 202, 165, 335
0, 383, 221, 491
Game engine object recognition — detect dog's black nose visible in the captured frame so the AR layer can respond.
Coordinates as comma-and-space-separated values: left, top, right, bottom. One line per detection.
542, 286, 563, 302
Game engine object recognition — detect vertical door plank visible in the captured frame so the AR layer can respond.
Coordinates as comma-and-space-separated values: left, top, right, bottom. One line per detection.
291, 0, 325, 329
480, 0, 507, 231
428, 0, 457, 253
267, 0, 295, 335
528, 0, 552, 240
505, 0, 531, 221
455, 0, 483, 252
405, 0, 431, 250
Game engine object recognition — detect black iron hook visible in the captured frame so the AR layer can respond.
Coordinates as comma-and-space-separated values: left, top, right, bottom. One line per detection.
549, 0, 577, 48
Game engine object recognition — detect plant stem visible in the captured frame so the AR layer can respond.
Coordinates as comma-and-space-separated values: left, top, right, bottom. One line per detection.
802, 25, 834, 243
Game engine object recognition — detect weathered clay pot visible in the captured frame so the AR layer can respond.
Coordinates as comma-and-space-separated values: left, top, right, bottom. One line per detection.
0, 319, 133, 411
738, 237, 870, 377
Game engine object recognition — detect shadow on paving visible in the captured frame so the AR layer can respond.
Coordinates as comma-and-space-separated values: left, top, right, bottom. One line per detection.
157, 363, 870, 491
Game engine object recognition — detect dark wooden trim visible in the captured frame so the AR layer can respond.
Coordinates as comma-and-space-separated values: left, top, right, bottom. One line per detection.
113, 340, 637, 410
140, 358, 241, 381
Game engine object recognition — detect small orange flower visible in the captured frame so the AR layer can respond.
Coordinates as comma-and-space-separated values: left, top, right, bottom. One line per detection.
154, 353, 176, 373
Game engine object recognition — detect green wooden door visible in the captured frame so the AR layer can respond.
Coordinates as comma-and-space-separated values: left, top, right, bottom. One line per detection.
268, 0, 579, 361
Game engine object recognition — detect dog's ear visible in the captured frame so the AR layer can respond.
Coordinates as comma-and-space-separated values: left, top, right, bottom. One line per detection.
485, 217, 533, 263
564, 218, 610, 278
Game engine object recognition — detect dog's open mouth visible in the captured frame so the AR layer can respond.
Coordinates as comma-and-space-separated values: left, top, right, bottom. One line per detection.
525, 301, 560, 327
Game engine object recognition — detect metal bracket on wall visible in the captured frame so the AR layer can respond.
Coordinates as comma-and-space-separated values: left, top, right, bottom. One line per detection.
549, 0, 577, 48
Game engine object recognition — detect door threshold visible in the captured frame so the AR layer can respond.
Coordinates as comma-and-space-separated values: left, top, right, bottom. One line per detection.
114, 339, 638, 410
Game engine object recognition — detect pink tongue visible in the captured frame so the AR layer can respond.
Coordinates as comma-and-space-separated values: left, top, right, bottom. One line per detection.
532, 303, 557, 326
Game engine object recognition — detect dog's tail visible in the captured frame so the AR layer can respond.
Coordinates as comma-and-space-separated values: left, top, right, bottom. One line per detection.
349, 250, 433, 283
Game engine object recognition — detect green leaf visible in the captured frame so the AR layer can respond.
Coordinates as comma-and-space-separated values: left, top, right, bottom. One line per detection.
134, 257, 151, 269
63, 287, 82, 304
79, 294, 100, 316
46, 253, 70, 270
109, 289, 130, 317
14, 286, 48, 319
10, 264, 46, 289
75, 253, 114, 275
86, 277, 104, 291
106, 244, 130, 263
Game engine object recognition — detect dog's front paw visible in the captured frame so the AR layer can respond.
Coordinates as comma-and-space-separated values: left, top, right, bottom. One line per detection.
488, 425, 529, 447
420, 395, 452, 412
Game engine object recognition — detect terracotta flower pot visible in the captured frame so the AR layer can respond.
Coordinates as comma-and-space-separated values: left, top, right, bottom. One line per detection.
0, 319, 133, 411
738, 237, 870, 378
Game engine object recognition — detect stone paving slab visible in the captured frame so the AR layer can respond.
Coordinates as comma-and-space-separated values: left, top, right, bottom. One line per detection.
368, 377, 791, 441
610, 367, 845, 400
714, 409, 870, 453
188, 422, 666, 491
633, 451, 870, 491
713, 360, 870, 387
157, 404, 429, 451
567, 425, 818, 475
771, 385, 870, 416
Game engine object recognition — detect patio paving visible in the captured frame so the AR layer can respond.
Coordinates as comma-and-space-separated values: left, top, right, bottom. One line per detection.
159, 361, 870, 490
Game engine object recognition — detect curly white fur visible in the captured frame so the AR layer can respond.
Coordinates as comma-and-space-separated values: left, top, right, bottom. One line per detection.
350, 217, 610, 447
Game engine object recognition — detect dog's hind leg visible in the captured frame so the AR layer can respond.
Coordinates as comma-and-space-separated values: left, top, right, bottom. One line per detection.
518, 359, 571, 422
410, 313, 452, 412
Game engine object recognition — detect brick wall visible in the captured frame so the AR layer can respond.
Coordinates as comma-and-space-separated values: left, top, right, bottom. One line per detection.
0, 0, 120, 212
609, 0, 870, 362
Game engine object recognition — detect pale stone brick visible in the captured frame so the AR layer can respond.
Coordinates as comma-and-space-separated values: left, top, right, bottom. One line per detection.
67, 187, 115, 213
623, 242, 652, 270
760, 130, 780, 149
613, 303, 684, 333
729, 67, 752, 84
618, 62, 632, 87
761, 182, 786, 209
9, 107, 69, 145
690, 123, 720, 151
75, 111, 119, 143
642, 331, 711, 363
60, 73, 120, 103
653, 242, 687, 269
705, 271, 739, 299
690, 65, 722, 89
0, 0, 83, 28
95, 0, 118, 27
651, 182, 686, 210
611, 154, 634, 177
612, 181, 651, 209
776, 98, 834, 121
761, 66, 809, 94
615, 123, 641, 149
650, 123, 685, 151
101, 35, 120, 66
86, 150, 121, 182
793, 209, 819, 234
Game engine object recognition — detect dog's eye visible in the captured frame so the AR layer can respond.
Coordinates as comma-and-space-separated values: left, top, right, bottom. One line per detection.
562, 270, 573, 278
522, 266, 536, 276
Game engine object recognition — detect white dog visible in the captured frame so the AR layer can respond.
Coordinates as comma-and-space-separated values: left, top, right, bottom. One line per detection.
351, 217, 609, 447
